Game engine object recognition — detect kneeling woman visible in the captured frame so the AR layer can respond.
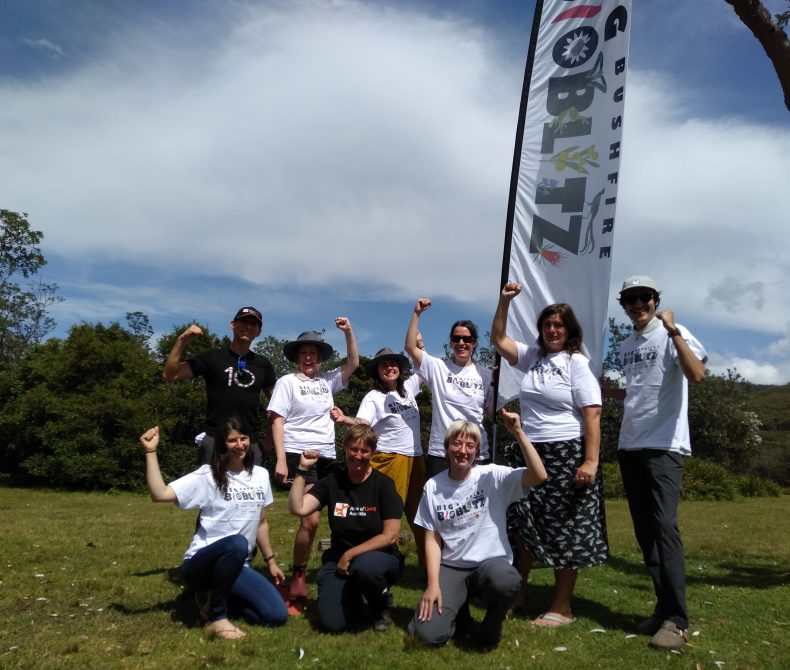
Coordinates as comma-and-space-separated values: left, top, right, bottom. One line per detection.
140, 419, 287, 639
288, 424, 403, 632
409, 412, 547, 649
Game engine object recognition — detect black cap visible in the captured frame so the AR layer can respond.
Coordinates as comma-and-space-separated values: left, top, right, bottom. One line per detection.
233, 306, 263, 324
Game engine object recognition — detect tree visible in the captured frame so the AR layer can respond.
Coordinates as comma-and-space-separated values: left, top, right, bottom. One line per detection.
0, 322, 195, 489
725, 0, 790, 111
0, 210, 63, 367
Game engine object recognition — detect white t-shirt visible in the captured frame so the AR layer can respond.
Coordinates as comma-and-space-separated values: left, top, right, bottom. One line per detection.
267, 368, 346, 458
416, 352, 492, 460
356, 375, 422, 457
170, 465, 273, 562
618, 318, 707, 455
414, 464, 527, 568
515, 342, 602, 442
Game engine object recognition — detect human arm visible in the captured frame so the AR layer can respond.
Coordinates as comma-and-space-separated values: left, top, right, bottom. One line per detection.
139, 427, 178, 503
417, 530, 444, 621
657, 310, 706, 384
162, 325, 203, 381
268, 412, 289, 485
257, 509, 285, 584
575, 405, 601, 486
287, 450, 323, 516
329, 405, 369, 427
336, 517, 401, 576
490, 282, 521, 365
499, 409, 548, 487
405, 299, 432, 366
336, 317, 360, 383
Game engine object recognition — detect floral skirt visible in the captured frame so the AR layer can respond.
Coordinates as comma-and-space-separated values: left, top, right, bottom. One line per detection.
504, 437, 608, 570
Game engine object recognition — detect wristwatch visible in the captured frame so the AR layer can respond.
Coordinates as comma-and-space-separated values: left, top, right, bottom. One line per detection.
667, 327, 682, 338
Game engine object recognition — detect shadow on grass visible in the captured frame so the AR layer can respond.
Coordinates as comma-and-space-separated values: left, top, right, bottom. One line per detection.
608, 554, 789, 589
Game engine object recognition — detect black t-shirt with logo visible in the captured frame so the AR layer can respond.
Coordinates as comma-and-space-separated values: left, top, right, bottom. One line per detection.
310, 468, 403, 563
188, 347, 275, 437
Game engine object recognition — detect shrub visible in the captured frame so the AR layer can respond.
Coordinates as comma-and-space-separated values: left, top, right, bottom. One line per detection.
736, 473, 782, 498
602, 462, 625, 499
681, 457, 737, 501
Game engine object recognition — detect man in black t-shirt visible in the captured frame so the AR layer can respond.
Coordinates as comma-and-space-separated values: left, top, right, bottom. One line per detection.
163, 306, 276, 465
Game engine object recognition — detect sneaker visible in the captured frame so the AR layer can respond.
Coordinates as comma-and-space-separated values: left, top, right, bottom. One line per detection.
649, 620, 687, 651
636, 614, 663, 635
373, 609, 393, 632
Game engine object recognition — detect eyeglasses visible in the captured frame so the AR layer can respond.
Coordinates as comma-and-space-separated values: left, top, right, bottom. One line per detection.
450, 335, 476, 344
622, 292, 654, 306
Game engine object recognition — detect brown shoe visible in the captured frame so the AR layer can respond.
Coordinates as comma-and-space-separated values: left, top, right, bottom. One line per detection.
649, 620, 687, 651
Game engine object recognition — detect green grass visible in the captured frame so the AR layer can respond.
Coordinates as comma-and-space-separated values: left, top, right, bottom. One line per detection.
0, 488, 788, 669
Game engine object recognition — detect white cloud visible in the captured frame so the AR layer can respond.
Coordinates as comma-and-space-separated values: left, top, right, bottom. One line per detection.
706, 351, 790, 385
3, 1, 790, 382
21, 38, 65, 59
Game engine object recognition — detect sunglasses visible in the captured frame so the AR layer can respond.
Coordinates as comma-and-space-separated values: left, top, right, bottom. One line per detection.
451, 335, 476, 344
237, 356, 250, 379
622, 292, 654, 306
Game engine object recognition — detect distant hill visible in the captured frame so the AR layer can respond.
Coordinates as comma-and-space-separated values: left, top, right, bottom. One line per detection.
748, 384, 790, 486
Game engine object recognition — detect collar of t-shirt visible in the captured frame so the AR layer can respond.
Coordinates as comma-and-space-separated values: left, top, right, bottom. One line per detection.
635, 316, 662, 339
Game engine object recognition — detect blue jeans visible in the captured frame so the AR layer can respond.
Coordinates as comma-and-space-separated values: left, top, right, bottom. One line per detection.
182, 534, 287, 626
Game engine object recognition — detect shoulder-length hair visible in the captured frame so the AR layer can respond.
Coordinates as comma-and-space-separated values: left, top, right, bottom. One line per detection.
211, 417, 255, 495
536, 304, 584, 357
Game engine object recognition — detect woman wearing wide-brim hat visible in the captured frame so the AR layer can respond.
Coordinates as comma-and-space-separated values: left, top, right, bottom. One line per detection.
267, 317, 359, 612
331, 347, 427, 565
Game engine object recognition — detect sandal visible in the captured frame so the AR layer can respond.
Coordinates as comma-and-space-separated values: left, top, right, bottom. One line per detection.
204, 620, 247, 640
533, 612, 576, 627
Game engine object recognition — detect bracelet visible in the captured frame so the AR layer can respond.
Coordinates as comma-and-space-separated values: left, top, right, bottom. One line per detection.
145, 450, 157, 454
263, 554, 275, 563
295, 467, 313, 477
667, 327, 682, 338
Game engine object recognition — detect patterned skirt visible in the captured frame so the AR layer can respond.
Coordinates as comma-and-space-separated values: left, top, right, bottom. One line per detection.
504, 437, 608, 570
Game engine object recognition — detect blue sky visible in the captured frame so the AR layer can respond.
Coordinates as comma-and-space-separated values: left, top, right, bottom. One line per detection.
2, 0, 789, 382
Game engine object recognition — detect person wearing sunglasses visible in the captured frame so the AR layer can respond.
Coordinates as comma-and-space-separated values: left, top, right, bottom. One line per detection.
267, 318, 359, 613
163, 306, 276, 466
491, 282, 606, 627
405, 299, 493, 478
607, 276, 707, 652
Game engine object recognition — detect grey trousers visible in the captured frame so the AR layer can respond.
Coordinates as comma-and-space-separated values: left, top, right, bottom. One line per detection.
408, 558, 521, 647
618, 448, 688, 629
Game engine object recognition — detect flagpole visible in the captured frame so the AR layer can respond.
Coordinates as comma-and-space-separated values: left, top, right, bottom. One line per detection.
491, 0, 545, 462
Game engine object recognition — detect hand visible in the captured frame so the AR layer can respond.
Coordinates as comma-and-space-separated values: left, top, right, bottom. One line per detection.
269, 561, 285, 584
178, 324, 203, 342
329, 405, 345, 423
499, 408, 522, 436
414, 298, 432, 314
335, 317, 352, 332
574, 460, 598, 487
656, 309, 676, 332
418, 583, 442, 622
501, 282, 522, 300
299, 449, 320, 469
336, 552, 353, 576
274, 457, 288, 484
139, 426, 160, 453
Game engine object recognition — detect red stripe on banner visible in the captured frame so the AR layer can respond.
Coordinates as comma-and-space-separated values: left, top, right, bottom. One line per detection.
552, 5, 602, 22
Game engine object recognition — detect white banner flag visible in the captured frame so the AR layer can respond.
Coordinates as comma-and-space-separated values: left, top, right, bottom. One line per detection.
498, 0, 632, 408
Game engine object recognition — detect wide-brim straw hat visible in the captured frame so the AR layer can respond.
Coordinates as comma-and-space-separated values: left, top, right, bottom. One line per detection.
365, 347, 410, 379
283, 331, 335, 363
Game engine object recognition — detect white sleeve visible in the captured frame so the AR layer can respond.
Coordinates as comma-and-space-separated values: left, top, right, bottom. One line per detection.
415, 351, 439, 382
405, 374, 422, 396
356, 391, 379, 424
673, 325, 708, 364
570, 354, 602, 407
324, 367, 347, 393
514, 342, 538, 372
266, 375, 293, 417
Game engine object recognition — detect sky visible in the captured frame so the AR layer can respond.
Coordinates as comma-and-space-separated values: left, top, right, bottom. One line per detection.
2, 0, 789, 384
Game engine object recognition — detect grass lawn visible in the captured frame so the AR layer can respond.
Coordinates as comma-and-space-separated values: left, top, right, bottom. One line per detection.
0, 487, 787, 669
